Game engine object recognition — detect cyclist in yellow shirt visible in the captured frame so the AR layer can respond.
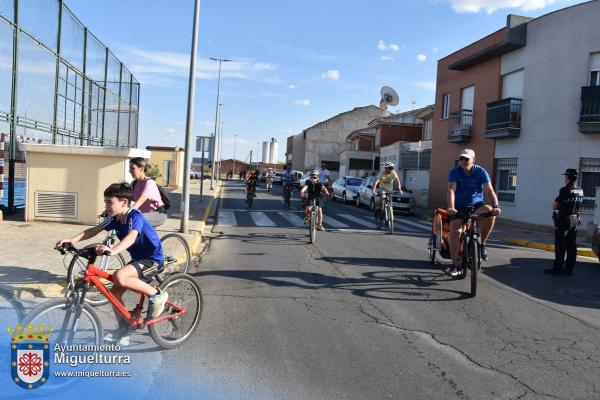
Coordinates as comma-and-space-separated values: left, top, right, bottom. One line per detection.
372, 162, 402, 214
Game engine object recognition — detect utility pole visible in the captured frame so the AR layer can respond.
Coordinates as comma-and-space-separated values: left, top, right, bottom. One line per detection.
232, 134, 237, 179
180, 0, 201, 234
218, 120, 224, 179
209, 57, 231, 190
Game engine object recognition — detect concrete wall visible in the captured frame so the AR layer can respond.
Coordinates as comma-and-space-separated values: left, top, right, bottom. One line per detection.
302, 106, 386, 178
497, 1, 600, 227
405, 170, 430, 207
20, 144, 150, 225
291, 134, 306, 172
147, 149, 184, 188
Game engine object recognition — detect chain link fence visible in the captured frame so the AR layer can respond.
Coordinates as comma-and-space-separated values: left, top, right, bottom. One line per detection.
0, 0, 139, 209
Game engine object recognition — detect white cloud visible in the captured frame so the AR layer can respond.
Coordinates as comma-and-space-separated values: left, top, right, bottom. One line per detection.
288, 84, 298, 89
118, 45, 279, 86
432, 47, 440, 53
414, 81, 436, 91
293, 99, 311, 106
447, 0, 559, 14
381, 55, 395, 62
321, 70, 340, 80
377, 40, 386, 50
417, 54, 427, 62
164, 128, 176, 133
389, 44, 400, 51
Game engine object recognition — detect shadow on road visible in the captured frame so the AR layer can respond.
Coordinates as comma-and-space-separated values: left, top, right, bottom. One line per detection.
195, 257, 471, 302
485, 257, 600, 310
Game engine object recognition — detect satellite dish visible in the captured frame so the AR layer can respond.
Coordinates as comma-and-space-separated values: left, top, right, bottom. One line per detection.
380, 86, 399, 110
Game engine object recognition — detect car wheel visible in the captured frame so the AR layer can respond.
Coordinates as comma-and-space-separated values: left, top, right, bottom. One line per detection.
342, 192, 347, 203
355, 196, 361, 208
369, 197, 375, 211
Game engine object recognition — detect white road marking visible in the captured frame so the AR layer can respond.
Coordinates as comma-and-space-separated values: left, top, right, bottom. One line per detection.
324, 216, 351, 229
337, 214, 377, 229
277, 211, 305, 227
394, 218, 431, 232
218, 211, 237, 226
250, 212, 276, 227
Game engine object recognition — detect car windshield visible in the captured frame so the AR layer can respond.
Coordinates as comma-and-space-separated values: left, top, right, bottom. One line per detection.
346, 178, 363, 187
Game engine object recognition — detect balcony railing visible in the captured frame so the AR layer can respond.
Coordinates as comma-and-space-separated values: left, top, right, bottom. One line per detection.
447, 109, 472, 143
484, 98, 522, 139
578, 86, 600, 133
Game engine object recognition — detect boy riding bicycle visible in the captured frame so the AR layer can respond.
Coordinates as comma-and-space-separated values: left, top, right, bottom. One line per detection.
55, 182, 168, 346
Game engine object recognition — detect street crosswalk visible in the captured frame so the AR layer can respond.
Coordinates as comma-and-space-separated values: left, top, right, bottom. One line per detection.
216, 208, 432, 234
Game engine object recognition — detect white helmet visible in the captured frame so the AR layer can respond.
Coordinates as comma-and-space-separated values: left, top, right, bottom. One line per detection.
311, 169, 320, 176
383, 161, 395, 169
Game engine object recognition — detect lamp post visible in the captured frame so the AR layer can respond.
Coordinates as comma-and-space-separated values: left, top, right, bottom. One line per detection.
232, 134, 237, 179
180, 0, 201, 234
218, 120, 224, 179
209, 57, 232, 190
215, 103, 222, 181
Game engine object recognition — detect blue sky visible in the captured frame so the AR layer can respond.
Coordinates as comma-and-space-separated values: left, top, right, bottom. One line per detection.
66, 0, 587, 162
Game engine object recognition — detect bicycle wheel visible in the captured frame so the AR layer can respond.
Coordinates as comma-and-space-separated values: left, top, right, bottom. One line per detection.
375, 208, 384, 229
310, 212, 316, 244
22, 298, 103, 346
428, 233, 438, 265
387, 203, 394, 234
67, 246, 126, 306
148, 274, 203, 349
157, 233, 192, 283
0, 285, 25, 324
470, 239, 479, 297
247, 192, 254, 208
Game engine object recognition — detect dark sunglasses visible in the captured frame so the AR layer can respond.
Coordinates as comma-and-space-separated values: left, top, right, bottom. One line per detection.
459, 157, 470, 161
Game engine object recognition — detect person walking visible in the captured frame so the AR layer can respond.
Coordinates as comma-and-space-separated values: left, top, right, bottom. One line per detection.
545, 169, 584, 276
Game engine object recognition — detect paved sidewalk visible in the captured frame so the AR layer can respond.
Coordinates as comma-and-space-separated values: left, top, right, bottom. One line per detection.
0, 179, 222, 300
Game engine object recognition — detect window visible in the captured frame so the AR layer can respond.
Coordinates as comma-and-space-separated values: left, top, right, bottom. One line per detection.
590, 53, 600, 86
422, 119, 432, 141
495, 158, 518, 203
442, 93, 450, 119
579, 158, 600, 209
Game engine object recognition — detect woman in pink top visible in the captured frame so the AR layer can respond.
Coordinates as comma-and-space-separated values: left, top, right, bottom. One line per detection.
129, 157, 167, 228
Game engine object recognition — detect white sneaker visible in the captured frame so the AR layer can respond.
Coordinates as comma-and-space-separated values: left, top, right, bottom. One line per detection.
148, 289, 169, 318
103, 331, 130, 346
449, 265, 459, 277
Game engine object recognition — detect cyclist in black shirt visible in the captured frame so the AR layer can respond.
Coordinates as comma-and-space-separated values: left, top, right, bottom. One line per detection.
246, 169, 259, 198
299, 169, 330, 231
545, 168, 584, 276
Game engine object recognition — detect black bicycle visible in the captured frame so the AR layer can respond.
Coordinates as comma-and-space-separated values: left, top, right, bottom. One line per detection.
451, 207, 492, 297
246, 181, 256, 208
308, 198, 319, 244
374, 190, 395, 234
283, 182, 293, 207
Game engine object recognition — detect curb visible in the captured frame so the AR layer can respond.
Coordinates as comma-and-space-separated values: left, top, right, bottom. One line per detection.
197, 183, 222, 236
503, 238, 596, 258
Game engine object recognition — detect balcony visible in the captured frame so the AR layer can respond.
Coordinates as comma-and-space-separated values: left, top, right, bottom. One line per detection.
447, 109, 473, 143
578, 86, 600, 133
484, 98, 522, 139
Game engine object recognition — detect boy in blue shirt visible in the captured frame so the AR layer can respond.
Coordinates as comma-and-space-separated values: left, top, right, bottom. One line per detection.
56, 182, 168, 345
447, 149, 501, 277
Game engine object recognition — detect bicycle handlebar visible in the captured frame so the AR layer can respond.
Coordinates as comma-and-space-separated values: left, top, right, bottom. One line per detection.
57, 243, 110, 259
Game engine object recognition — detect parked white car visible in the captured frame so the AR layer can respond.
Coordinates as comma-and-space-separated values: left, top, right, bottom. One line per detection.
331, 176, 364, 203
355, 176, 416, 214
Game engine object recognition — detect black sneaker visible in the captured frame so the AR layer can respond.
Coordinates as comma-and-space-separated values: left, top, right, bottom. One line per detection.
480, 244, 488, 261
544, 268, 561, 275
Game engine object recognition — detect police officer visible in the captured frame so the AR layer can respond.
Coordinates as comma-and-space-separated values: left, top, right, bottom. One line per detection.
544, 168, 583, 276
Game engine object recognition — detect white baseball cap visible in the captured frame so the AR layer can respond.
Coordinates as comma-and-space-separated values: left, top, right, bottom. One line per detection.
458, 149, 475, 160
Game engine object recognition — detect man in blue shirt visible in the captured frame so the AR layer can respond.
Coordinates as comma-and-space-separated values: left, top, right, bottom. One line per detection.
447, 149, 501, 277
282, 164, 294, 204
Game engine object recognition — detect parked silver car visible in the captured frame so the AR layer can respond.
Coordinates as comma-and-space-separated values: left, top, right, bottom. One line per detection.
331, 176, 364, 203
355, 176, 416, 214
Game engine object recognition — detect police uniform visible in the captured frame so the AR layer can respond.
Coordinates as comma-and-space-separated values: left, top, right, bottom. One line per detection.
548, 169, 583, 275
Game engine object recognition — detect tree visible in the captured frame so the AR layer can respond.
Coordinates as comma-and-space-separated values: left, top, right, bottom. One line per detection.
147, 163, 162, 180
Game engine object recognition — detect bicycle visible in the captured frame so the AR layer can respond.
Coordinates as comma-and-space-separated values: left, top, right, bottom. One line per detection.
266, 176, 273, 192
283, 182, 293, 207
307, 198, 319, 244
23, 244, 203, 349
67, 231, 191, 306
246, 183, 256, 208
374, 190, 395, 234
450, 207, 492, 297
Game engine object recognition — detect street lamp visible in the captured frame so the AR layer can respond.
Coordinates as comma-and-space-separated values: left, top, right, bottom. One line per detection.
180, 0, 201, 234
209, 57, 232, 190
232, 134, 237, 179
218, 120, 224, 179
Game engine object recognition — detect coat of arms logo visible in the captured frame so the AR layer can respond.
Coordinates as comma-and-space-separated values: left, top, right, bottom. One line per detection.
8, 324, 52, 390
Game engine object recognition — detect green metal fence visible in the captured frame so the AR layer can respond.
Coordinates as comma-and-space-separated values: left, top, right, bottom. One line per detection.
0, 0, 139, 209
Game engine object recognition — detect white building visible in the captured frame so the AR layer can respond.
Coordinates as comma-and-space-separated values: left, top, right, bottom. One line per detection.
289, 105, 386, 177
492, 1, 600, 228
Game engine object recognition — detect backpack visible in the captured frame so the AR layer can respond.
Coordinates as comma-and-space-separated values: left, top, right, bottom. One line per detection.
132, 179, 171, 211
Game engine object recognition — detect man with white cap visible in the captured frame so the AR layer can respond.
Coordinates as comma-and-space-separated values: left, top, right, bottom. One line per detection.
447, 149, 501, 277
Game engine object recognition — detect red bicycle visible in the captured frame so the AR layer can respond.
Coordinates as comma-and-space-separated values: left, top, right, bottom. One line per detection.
22, 244, 202, 348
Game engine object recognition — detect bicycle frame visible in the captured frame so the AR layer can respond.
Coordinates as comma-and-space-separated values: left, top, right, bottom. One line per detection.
79, 257, 186, 329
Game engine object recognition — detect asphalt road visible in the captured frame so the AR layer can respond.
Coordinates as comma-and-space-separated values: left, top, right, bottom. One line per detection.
4, 180, 600, 400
